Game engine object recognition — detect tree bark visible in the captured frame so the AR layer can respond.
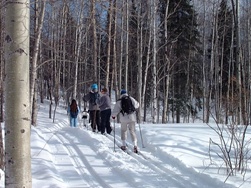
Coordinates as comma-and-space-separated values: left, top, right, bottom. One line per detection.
91, 0, 98, 83
162, 0, 170, 123
4, 0, 31, 187
152, 0, 158, 123
125, 0, 129, 90
30, 0, 46, 126
142, 0, 152, 122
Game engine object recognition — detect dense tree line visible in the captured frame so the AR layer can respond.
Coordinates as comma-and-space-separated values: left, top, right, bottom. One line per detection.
0, 0, 250, 125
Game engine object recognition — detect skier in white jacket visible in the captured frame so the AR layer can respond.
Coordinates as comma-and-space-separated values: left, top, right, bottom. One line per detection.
112, 89, 139, 153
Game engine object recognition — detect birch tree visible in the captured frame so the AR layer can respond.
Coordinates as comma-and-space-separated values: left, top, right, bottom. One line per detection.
91, 0, 98, 83
136, 0, 143, 123
125, 0, 129, 90
142, 0, 152, 121
4, 0, 31, 187
112, 0, 118, 94
162, 0, 171, 123
0, 0, 4, 170
73, 0, 85, 99
152, 0, 158, 123
105, 0, 112, 88
30, 0, 46, 126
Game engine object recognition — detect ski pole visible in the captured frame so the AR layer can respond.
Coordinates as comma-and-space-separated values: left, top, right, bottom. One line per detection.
138, 122, 145, 148
136, 110, 145, 148
113, 117, 116, 152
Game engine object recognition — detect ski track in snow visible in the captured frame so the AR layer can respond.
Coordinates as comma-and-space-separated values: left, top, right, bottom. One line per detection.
32, 105, 235, 188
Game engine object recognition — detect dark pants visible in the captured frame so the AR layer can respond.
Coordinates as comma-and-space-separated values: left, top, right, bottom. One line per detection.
100, 109, 112, 134
89, 110, 100, 132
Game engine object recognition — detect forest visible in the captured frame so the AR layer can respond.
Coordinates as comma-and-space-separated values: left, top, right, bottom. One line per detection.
1, 0, 250, 125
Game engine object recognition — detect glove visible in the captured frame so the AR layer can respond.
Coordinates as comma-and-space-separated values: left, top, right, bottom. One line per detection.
112, 116, 115, 119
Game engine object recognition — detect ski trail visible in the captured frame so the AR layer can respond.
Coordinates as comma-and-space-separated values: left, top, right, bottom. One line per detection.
55, 128, 135, 188
33, 105, 235, 188
105, 129, 234, 188
83, 129, 171, 188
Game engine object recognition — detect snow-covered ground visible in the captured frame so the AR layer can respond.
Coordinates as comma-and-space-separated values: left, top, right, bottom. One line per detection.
1, 100, 251, 188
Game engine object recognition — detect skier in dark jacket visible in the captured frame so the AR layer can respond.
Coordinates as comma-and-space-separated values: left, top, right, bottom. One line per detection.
96, 87, 112, 135
83, 83, 100, 132
67, 99, 79, 127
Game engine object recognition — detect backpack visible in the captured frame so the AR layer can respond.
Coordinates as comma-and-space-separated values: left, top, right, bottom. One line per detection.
120, 96, 135, 115
70, 108, 79, 118
90, 92, 99, 105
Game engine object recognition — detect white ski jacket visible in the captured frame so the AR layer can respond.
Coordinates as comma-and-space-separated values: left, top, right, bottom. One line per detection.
112, 94, 139, 123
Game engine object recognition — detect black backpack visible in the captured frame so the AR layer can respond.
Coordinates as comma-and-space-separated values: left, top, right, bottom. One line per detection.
120, 96, 135, 115
90, 92, 99, 105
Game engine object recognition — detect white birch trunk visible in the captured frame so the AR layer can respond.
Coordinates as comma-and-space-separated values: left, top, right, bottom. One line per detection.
152, 0, 158, 123
142, 0, 152, 121
73, 1, 84, 99
105, 0, 113, 88
118, 0, 125, 97
162, 0, 170, 123
30, 0, 46, 110
91, 0, 98, 83
4, 0, 31, 187
30, 0, 46, 126
125, 0, 129, 90
137, 1, 143, 123
112, 0, 118, 94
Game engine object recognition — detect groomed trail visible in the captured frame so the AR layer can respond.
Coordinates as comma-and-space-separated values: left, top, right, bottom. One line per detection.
30, 103, 235, 188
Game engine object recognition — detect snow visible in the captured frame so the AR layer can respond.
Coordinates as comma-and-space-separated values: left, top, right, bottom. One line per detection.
1, 100, 251, 188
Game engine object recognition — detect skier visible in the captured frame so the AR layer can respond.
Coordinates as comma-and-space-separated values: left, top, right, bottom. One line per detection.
112, 89, 139, 153
68, 99, 79, 127
96, 87, 112, 135
83, 83, 101, 132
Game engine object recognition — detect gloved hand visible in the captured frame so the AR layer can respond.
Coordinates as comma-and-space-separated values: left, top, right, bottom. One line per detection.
112, 116, 115, 119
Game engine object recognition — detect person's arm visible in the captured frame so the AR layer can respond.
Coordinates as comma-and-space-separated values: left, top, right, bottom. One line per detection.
83, 93, 90, 102
130, 97, 139, 109
95, 94, 102, 105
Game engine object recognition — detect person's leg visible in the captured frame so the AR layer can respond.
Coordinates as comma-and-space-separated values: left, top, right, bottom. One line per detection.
89, 110, 96, 131
121, 122, 128, 146
105, 109, 112, 134
70, 117, 73, 127
100, 111, 105, 134
128, 122, 138, 153
74, 118, 78, 127
128, 122, 137, 146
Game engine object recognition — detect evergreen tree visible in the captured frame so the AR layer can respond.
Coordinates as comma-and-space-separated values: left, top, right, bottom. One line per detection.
159, 0, 201, 122
217, 0, 235, 95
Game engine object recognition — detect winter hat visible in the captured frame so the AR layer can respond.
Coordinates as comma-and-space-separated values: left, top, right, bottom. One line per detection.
91, 83, 98, 89
120, 89, 127, 95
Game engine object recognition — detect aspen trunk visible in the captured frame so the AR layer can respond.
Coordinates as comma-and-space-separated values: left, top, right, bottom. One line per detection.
4, 0, 32, 187
91, 0, 98, 83
125, 0, 129, 90
152, 0, 158, 123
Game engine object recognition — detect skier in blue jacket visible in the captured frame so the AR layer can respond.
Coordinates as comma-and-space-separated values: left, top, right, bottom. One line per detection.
68, 99, 79, 127
83, 83, 101, 132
